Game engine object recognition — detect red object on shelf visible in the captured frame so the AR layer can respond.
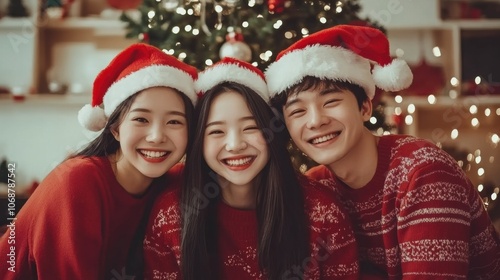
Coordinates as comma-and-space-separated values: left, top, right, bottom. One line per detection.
461, 80, 500, 96
107, 0, 142, 10
404, 59, 446, 96
268, 0, 286, 13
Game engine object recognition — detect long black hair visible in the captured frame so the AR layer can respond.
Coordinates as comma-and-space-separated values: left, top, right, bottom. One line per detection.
181, 82, 309, 279
71, 88, 194, 279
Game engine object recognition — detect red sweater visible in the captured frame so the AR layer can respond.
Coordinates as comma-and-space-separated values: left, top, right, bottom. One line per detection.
307, 134, 500, 279
0, 156, 181, 280
143, 175, 359, 279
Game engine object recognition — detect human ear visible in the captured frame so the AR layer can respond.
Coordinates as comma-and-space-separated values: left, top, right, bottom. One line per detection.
360, 99, 373, 122
111, 126, 120, 141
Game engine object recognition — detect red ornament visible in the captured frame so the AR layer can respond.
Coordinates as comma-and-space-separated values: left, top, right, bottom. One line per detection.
219, 31, 252, 62
268, 0, 286, 13
138, 32, 150, 43
107, 0, 142, 10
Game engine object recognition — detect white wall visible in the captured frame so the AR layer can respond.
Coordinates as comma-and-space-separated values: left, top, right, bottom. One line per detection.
0, 98, 98, 190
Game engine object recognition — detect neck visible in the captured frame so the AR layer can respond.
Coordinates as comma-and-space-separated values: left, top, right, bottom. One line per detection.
109, 152, 152, 196
327, 129, 379, 189
218, 177, 258, 210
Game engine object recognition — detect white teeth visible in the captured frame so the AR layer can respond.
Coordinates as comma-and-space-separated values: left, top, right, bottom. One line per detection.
311, 133, 337, 144
140, 150, 167, 158
225, 157, 252, 166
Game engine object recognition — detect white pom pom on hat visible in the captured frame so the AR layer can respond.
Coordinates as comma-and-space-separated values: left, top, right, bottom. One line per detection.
78, 43, 198, 132
195, 57, 270, 103
265, 24, 413, 100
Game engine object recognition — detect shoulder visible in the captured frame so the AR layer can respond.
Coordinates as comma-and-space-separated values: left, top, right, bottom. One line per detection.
31, 156, 110, 200
383, 134, 462, 173
149, 185, 182, 231
385, 134, 444, 159
299, 175, 348, 225
50, 156, 110, 184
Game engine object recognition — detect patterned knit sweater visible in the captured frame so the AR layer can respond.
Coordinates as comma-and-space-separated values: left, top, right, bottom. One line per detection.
143, 175, 359, 279
306, 134, 500, 279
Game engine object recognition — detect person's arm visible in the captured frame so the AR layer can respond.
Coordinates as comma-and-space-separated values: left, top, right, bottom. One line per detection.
300, 179, 360, 280
0, 163, 105, 280
143, 190, 182, 280
397, 160, 495, 279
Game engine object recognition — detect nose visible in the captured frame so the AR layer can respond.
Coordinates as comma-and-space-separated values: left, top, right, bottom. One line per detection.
305, 107, 329, 130
225, 131, 247, 152
146, 123, 167, 143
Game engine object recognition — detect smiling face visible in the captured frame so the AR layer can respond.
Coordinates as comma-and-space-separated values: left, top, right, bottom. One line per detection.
203, 91, 269, 191
282, 84, 372, 166
112, 86, 188, 187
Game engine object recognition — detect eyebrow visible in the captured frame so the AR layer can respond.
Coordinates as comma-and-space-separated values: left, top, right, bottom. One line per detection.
284, 88, 343, 110
129, 108, 186, 117
206, 116, 255, 128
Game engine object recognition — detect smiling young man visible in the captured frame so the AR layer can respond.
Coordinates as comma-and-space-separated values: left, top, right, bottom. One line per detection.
266, 25, 500, 279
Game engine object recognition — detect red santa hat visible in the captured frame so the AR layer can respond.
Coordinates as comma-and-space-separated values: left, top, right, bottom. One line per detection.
195, 57, 270, 103
78, 43, 198, 132
265, 24, 413, 99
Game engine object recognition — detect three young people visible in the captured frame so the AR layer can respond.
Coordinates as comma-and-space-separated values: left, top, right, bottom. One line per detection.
143, 57, 360, 279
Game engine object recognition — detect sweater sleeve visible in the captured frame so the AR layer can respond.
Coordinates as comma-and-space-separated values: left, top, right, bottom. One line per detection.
395, 156, 500, 279
301, 178, 360, 280
0, 160, 106, 280
143, 188, 182, 280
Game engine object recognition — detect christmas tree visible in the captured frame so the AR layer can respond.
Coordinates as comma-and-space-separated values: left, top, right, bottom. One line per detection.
121, 0, 383, 71
121, 0, 389, 172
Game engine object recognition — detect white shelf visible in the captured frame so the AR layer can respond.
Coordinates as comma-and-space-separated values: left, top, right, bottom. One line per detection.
384, 95, 500, 108
0, 94, 90, 106
40, 17, 126, 33
0, 17, 36, 29
443, 19, 500, 30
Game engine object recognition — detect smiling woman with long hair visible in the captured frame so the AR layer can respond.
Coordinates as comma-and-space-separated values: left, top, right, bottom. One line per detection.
143, 58, 360, 279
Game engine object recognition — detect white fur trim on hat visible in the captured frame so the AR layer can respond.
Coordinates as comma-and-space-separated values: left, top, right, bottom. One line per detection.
195, 63, 270, 103
265, 45, 376, 99
78, 104, 107, 132
372, 58, 413, 92
103, 64, 197, 117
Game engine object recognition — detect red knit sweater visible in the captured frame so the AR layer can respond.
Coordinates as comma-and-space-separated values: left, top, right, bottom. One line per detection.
307, 134, 500, 279
143, 175, 359, 279
0, 156, 181, 280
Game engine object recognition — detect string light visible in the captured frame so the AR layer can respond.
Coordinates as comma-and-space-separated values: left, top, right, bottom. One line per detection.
478, 184, 484, 192
492, 134, 500, 144
469, 105, 478, 114
485, 108, 491, 116
405, 115, 413, 125
478, 168, 485, 176
471, 118, 479, 127
449, 89, 458, 99
395, 95, 403, 103
395, 48, 405, 58
427, 94, 436, 104
407, 104, 415, 114
172, 26, 180, 34
450, 77, 459, 87
451, 129, 458, 139
432, 46, 441, 57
